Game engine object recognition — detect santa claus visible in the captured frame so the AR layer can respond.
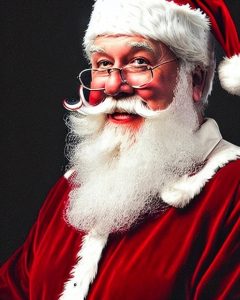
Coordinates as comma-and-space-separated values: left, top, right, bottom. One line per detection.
1, 0, 240, 299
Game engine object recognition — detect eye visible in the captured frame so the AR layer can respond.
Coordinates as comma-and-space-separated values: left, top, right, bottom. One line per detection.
97, 60, 112, 68
130, 58, 149, 66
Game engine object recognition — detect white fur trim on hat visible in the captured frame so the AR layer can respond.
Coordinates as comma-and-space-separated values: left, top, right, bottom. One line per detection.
218, 54, 240, 96
84, 0, 211, 66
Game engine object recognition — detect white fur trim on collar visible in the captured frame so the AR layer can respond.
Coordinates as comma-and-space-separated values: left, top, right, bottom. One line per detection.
59, 230, 108, 300
193, 118, 222, 161
84, 0, 210, 65
161, 140, 240, 208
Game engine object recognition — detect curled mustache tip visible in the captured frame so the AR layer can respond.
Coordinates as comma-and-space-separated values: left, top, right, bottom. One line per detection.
63, 98, 83, 111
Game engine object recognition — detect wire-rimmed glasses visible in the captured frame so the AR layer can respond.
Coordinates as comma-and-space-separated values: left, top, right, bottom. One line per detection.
78, 58, 177, 91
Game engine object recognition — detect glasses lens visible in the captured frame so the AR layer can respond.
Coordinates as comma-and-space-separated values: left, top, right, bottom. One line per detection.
79, 69, 107, 90
123, 66, 152, 87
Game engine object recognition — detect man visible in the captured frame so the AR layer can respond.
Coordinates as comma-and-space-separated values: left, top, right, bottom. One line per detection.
1, 0, 240, 299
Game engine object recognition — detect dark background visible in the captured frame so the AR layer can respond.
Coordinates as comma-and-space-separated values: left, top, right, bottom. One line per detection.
1, 1, 240, 265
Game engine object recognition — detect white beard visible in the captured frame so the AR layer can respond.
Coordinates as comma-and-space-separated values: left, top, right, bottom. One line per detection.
65, 63, 205, 235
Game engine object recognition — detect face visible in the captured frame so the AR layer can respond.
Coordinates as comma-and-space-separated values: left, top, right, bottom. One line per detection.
89, 35, 179, 126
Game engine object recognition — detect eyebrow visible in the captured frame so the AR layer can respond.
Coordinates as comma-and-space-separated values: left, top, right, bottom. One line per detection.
89, 41, 155, 55
89, 45, 106, 54
127, 41, 155, 53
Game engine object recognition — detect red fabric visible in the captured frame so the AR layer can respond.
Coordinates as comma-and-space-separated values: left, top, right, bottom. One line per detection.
1, 160, 240, 300
168, 0, 240, 57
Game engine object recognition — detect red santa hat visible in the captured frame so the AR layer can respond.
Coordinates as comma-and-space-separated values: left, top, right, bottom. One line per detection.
84, 0, 240, 96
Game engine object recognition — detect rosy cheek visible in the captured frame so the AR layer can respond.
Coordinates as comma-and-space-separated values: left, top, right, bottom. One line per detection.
137, 89, 158, 100
136, 89, 163, 105
136, 85, 174, 110
89, 90, 105, 105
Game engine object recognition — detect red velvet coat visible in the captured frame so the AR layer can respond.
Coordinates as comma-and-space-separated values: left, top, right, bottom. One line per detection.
1, 160, 240, 300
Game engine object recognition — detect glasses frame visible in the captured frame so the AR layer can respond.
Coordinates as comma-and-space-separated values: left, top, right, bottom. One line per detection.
78, 58, 177, 91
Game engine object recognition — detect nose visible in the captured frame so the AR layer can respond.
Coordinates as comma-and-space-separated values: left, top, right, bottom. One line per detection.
104, 69, 134, 97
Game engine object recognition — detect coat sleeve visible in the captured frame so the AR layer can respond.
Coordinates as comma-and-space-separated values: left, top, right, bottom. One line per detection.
192, 179, 240, 300
0, 176, 69, 300
0, 225, 37, 299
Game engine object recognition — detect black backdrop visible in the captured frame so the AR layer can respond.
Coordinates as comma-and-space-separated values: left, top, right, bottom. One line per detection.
1, 1, 240, 264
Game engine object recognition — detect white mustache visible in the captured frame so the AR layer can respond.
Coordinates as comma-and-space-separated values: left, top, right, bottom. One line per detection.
77, 96, 161, 119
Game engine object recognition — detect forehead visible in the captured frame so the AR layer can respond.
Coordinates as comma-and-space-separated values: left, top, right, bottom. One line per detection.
90, 35, 170, 58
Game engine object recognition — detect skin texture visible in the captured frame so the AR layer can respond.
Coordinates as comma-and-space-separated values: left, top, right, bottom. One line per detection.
89, 35, 205, 126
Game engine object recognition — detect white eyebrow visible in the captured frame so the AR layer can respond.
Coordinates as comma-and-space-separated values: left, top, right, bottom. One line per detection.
127, 41, 154, 53
89, 45, 106, 54
89, 41, 155, 55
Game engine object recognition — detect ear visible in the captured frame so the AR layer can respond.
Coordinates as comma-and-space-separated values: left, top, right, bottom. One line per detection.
192, 66, 207, 102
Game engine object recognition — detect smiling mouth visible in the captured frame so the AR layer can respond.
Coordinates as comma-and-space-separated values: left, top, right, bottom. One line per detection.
108, 112, 142, 124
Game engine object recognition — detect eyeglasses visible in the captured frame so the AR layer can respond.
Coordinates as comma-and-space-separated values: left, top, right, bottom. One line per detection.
78, 58, 177, 91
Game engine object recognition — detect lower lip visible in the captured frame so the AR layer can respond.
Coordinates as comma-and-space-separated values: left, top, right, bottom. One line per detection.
108, 113, 142, 124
